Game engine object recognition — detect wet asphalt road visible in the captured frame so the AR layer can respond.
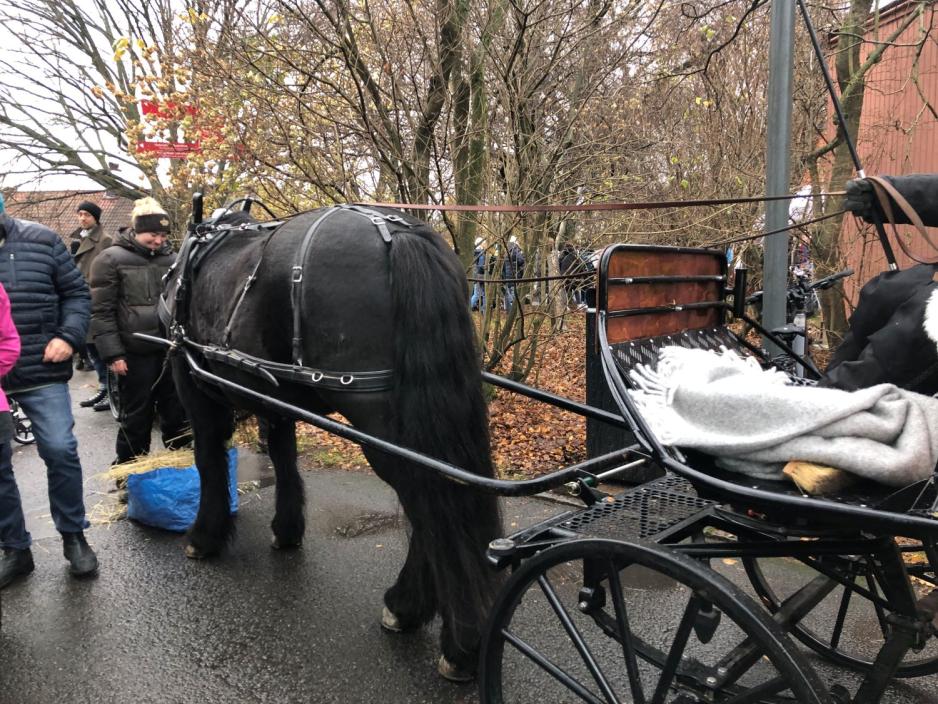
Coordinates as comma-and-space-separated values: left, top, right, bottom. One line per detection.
1, 373, 938, 703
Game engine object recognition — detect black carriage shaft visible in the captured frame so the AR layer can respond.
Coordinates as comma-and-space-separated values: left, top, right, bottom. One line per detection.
182, 349, 632, 497
482, 372, 629, 429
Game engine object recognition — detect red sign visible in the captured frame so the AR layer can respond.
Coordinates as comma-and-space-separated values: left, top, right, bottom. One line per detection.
135, 100, 239, 159
135, 140, 202, 158
140, 99, 198, 119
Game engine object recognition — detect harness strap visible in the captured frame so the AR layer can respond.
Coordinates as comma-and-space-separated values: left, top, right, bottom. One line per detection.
224, 256, 264, 347
187, 339, 393, 392
868, 176, 938, 265
172, 204, 415, 392
291, 209, 342, 365
289, 205, 415, 365
165, 235, 197, 329
339, 203, 414, 243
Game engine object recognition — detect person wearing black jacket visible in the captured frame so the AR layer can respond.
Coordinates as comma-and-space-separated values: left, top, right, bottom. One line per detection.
90, 197, 190, 464
0, 193, 98, 588
820, 175, 938, 395
71, 200, 113, 410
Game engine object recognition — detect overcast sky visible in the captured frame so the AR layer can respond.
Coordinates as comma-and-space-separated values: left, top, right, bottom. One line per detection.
0, 0, 156, 193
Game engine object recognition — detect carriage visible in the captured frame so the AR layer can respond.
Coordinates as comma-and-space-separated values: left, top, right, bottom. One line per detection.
155, 179, 938, 703
475, 241, 938, 703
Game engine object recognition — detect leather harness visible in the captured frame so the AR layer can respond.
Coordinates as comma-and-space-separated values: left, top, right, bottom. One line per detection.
161, 204, 416, 394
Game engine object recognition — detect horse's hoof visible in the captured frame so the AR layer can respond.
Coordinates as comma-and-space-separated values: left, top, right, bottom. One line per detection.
438, 655, 474, 683
271, 535, 302, 550
184, 544, 207, 560
380, 606, 404, 633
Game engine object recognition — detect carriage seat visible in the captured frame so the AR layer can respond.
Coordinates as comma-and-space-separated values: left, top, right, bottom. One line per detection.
593, 244, 938, 535
596, 244, 755, 375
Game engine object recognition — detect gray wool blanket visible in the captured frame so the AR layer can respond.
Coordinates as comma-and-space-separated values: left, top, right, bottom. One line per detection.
628, 346, 938, 486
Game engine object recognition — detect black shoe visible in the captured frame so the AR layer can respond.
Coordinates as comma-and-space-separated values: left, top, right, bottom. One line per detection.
0, 547, 35, 590
75, 357, 86, 371
92, 397, 111, 412
80, 388, 107, 408
61, 532, 98, 577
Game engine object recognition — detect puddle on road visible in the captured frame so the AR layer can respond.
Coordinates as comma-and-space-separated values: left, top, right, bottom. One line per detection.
236, 451, 276, 489
332, 511, 402, 538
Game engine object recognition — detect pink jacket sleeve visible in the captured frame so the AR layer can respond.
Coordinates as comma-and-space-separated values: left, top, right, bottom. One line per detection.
0, 282, 21, 378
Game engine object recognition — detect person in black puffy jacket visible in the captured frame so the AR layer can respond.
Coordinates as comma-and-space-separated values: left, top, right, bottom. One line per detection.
0, 194, 98, 587
821, 175, 938, 394
90, 197, 190, 465
819, 264, 938, 395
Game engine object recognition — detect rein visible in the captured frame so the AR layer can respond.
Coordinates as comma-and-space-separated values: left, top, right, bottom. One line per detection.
363, 191, 844, 213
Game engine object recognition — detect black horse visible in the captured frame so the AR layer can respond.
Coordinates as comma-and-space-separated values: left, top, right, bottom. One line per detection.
164, 205, 501, 679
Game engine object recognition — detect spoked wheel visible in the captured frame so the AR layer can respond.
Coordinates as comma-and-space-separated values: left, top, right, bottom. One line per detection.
744, 552, 938, 677
106, 368, 121, 420
480, 539, 827, 704
10, 400, 34, 445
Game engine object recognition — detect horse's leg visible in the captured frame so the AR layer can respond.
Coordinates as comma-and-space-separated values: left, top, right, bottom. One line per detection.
330, 394, 439, 632
263, 415, 305, 549
361, 449, 437, 632
364, 447, 495, 680
425, 482, 498, 680
171, 356, 235, 559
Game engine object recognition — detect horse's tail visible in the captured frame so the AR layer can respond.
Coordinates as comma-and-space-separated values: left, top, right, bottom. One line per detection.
389, 227, 501, 656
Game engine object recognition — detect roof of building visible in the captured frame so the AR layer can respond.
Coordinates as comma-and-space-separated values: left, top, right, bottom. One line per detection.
3, 189, 135, 239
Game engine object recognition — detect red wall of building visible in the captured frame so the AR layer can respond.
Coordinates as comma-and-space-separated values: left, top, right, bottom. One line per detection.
838, 1, 938, 295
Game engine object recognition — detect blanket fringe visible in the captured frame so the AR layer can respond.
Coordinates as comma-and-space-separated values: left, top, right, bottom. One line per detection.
629, 346, 786, 409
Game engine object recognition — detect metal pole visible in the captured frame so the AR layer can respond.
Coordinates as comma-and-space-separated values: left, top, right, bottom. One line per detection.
763, 0, 796, 355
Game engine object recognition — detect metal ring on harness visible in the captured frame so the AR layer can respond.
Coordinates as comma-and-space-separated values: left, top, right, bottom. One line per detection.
340, 375, 354, 385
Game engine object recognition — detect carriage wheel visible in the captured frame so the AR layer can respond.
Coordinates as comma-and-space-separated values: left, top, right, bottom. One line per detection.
10, 400, 34, 445
744, 553, 938, 677
106, 368, 122, 420
480, 539, 827, 704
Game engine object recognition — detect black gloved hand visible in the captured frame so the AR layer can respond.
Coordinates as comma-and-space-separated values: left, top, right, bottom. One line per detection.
844, 174, 938, 226
844, 178, 876, 222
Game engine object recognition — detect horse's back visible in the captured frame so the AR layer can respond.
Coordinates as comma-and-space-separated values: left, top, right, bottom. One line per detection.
191, 207, 408, 374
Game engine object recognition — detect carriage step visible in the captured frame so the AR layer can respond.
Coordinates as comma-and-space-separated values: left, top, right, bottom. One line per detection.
556, 474, 715, 541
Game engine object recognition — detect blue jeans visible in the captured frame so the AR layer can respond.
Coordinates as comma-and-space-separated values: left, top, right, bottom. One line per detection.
470, 283, 485, 310
0, 440, 28, 549
0, 383, 88, 549
503, 283, 517, 310
87, 342, 108, 386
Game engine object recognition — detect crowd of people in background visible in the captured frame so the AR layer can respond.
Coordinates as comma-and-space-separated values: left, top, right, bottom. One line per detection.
471, 238, 595, 313
0, 192, 190, 592
470, 238, 527, 311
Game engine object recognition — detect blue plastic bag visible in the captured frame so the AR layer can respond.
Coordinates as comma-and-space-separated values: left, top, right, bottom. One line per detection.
126, 448, 238, 532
